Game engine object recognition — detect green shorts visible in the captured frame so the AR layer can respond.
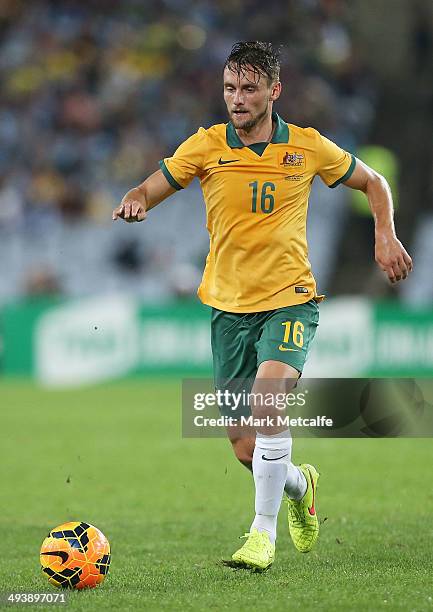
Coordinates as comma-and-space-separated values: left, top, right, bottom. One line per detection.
211, 300, 319, 416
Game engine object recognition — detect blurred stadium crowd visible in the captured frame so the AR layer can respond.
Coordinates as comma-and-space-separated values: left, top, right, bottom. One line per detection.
0, 0, 432, 304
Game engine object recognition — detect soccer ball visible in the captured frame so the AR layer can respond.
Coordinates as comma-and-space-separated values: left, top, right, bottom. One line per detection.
40, 522, 111, 589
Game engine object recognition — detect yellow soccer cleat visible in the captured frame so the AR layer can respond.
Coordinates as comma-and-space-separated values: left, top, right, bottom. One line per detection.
231, 528, 275, 570
287, 463, 320, 553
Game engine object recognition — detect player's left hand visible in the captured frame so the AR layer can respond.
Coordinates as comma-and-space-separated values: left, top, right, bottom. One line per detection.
375, 232, 413, 284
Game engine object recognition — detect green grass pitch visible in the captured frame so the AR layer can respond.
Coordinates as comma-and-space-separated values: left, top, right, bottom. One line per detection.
1, 379, 432, 611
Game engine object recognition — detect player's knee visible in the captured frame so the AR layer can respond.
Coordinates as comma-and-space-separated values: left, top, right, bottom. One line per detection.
251, 360, 300, 419
231, 437, 255, 471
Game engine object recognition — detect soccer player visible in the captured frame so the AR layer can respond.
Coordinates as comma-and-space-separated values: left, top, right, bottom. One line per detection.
112, 42, 413, 570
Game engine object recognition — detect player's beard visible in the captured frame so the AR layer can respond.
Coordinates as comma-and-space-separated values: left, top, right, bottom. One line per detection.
230, 103, 269, 132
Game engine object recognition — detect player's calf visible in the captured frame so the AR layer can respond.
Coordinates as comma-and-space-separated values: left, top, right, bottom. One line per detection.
230, 436, 254, 471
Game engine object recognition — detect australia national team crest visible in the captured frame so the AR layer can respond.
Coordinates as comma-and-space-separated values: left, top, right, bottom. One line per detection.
280, 150, 306, 169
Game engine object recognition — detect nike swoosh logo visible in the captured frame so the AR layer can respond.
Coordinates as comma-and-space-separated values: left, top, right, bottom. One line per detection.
40, 550, 69, 563
308, 468, 316, 516
261, 453, 289, 461
218, 157, 240, 165
278, 345, 299, 352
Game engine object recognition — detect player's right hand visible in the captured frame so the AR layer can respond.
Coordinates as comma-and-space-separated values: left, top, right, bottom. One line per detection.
112, 200, 147, 223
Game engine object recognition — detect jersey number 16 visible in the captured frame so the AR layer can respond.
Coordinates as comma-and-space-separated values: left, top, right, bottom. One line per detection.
249, 181, 275, 214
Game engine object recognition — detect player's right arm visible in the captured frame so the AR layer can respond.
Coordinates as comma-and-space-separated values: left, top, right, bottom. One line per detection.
112, 127, 207, 223
112, 169, 176, 223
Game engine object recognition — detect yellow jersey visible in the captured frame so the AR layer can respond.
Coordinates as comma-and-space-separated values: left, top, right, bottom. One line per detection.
160, 112, 355, 313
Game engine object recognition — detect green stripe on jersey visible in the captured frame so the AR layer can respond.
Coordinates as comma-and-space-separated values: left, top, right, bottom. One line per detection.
329, 154, 356, 188
158, 160, 183, 190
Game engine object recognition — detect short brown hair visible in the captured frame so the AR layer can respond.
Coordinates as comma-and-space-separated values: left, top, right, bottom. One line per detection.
224, 41, 281, 84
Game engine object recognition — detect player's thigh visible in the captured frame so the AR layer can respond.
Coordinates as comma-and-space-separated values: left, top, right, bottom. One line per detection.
256, 359, 300, 380
211, 308, 258, 418
211, 308, 258, 380
255, 299, 319, 375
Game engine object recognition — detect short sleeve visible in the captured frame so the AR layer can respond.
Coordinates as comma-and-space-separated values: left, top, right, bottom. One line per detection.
159, 128, 208, 190
315, 131, 356, 188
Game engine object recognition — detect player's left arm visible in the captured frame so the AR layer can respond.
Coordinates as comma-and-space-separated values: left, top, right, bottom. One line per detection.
343, 158, 413, 284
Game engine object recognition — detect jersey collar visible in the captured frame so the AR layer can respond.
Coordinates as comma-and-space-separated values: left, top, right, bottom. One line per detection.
226, 111, 289, 148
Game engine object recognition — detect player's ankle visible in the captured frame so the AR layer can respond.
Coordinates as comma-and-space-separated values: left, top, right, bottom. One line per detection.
251, 515, 277, 543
